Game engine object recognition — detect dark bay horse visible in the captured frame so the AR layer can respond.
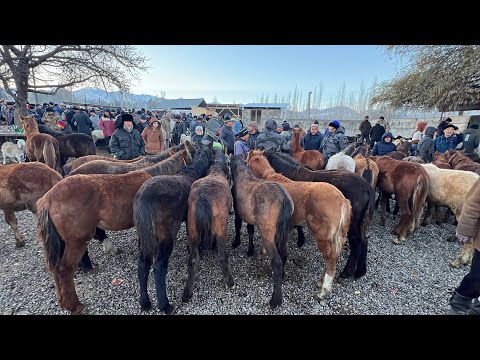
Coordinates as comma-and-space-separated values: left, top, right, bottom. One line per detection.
444, 149, 480, 175
20, 115, 61, 173
290, 131, 325, 170
63, 155, 143, 175
36, 149, 192, 314
246, 150, 351, 301
67, 141, 195, 176
0, 162, 63, 247
264, 151, 375, 281
370, 156, 429, 243
230, 155, 293, 310
37, 125, 96, 169
134, 146, 213, 314
182, 148, 233, 303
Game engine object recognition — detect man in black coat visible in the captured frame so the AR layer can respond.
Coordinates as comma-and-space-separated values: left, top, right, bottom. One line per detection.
359, 115, 372, 144
301, 123, 323, 151
109, 113, 145, 160
369, 120, 386, 147
72, 107, 94, 136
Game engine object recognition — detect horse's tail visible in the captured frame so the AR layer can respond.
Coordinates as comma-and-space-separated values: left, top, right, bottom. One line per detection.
412, 173, 429, 217
362, 159, 373, 187
43, 140, 56, 171
274, 193, 293, 251
133, 192, 158, 260
361, 187, 376, 241
333, 199, 351, 256
37, 202, 64, 270
195, 194, 213, 251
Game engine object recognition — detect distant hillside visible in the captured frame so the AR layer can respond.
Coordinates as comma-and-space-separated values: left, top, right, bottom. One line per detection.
287, 106, 361, 120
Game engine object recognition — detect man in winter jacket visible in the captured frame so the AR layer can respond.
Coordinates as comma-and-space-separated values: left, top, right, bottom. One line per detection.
369, 119, 386, 147
246, 121, 261, 150
415, 126, 437, 162
434, 123, 457, 154
109, 113, 145, 160
256, 119, 289, 152
359, 116, 372, 144
301, 123, 323, 151
371, 131, 397, 156
72, 107, 94, 136
320, 121, 349, 161
461, 124, 480, 154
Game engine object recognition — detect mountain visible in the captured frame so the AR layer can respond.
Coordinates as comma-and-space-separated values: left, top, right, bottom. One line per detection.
287, 106, 361, 120
69, 87, 163, 109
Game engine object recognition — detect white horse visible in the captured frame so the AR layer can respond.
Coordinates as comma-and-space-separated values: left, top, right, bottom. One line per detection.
1, 139, 26, 164
325, 151, 356, 172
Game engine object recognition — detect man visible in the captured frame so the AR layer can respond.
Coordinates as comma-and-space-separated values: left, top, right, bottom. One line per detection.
89, 109, 100, 130
109, 113, 145, 160
320, 120, 349, 161
434, 123, 457, 154
220, 116, 235, 155
72, 107, 94, 136
135, 114, 149, 133
301, 123, 323, 151
461, 124, 480, 154
449, 177, 480, 315
256, 118, 289, 152
369, 119, 386, 147
359, 115, 372, 145
171, 114, 186, 146
437, 117, 453, 137
371, 131, 397, 156
4, 101, 15, 125
246, 121, 260, 150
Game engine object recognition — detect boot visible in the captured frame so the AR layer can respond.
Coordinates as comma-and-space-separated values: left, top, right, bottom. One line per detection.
466, 298, 480, 315
449, 291, 473, 315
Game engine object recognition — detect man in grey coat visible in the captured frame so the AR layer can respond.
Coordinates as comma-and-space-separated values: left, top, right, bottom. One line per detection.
256, 119, 289, 152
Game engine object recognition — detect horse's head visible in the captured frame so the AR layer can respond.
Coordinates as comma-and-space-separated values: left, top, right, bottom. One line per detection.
246, 149, 265, 164
16, 139, 26, 150
20, 115, 39, 134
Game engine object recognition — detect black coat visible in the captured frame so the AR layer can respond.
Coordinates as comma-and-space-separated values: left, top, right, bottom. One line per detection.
109, 127, 145, 160
369, 124, 385, 143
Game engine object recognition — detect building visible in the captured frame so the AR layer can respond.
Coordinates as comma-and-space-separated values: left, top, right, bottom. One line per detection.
205, 103, 243, 118
241, 103, 289, 128
156, 98, 207, 114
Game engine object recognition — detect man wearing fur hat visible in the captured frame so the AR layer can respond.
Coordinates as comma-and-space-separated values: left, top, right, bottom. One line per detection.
41, 107, 61, 131
434, 123, 457, 154
320, 120, 349, 162
109, 113, 145, 160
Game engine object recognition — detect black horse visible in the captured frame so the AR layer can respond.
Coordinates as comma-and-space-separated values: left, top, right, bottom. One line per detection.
264, 151, 375, 281
133, 145, 213, 314
37, 125, 96, 169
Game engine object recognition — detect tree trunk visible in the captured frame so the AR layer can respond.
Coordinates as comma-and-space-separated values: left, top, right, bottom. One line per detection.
13, 58, 30, 127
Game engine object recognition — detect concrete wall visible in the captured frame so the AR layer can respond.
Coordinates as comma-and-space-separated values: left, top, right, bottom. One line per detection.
242, 109, 285, 128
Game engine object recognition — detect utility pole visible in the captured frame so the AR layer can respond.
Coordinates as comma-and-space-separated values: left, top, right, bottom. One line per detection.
307, 90, 312, 121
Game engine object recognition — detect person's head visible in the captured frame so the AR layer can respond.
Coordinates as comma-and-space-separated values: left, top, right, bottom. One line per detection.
282, 123, 292, 132
175, 114, 182, 122
382, 131, 393, 143
416, 122, 427, 133
140, 114, 147, 123
364, 115, 369, 121
380, 116, 385, 120
103, 109, 111, 117
276, 125, 283, 133
90, 109, 96, 115
224, 113, 231, 120
48, 102, 54, 107
122, 113, 134, 131
247, 121, 258, 134
310, 123, 319, 135
236, 127, 249, 140
36, 103, 42, 109
195, 125, 204, 136
444, 124, 455, 137
313, 120, 319, 125
328, 120, 340, 133
293, 124, 301, 132
6, 101, 14, 108
224, 118, 233, 128
152, 120, 160, 129
196, 117, 202, 123
445, 117, 453, 123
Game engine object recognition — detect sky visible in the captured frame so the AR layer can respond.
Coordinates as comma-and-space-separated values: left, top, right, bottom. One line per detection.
130, 45, 400, 107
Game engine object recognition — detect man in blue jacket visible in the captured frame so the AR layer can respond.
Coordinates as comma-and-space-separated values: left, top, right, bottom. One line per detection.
434, 123, 457, 154
371, 131, 397, 156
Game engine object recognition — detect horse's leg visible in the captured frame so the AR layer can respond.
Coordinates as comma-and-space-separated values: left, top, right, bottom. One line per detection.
216, 233, 234, 288
138, 253, 153, 311
152, 238, 175, 314
262, 240, 284, 310
421, 200, 434, 226
247, 223, 255, 257
450, 243, 475, 268
78, 248, 93, 271
232, 214, 242, 249
392, 194, 412, 244
442, 207, 453, 224
313, 229, 340, 301
380, 191, 388, 226
434, 205, 443, 226
392, 198, 400, 216
354, 236, 368, 279
296, 225, 305, 247
57, 243, 88, 314
375, 189, 381, 210
182, 240, 200, 303
4, 210, 24, 248
94, 227, 118, 254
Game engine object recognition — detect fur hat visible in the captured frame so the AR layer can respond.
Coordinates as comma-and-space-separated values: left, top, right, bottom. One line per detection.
282, 123, 292, 131
122, 113, 134, 122
444, 124, 455, 130
329, 120, 340, 129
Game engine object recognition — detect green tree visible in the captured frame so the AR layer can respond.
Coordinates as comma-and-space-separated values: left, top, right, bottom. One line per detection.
371, 45, 480, 111
0, 45, 148, 126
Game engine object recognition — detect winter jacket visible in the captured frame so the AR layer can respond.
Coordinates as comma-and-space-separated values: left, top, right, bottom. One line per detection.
99, 116, 116, 137
434, 134, 457, 154
256, 119, 289, 152
234, 139, 250, 159
141, 126, 164, 155
416, 126, 436, 162
371, 132, 397, 156
301, 131, 323, 151
220, 125, 235, 152
41, 111, 61, 131
109, 127, 145, 160
72, 111, 94, 136
359, 119, 372, 135
172, 121, 186, 145
456, 177, 480, 252
461, 128, 480, 154
320, 126, 349, 160
369, 124, 386, 144
246, 130, 261, 150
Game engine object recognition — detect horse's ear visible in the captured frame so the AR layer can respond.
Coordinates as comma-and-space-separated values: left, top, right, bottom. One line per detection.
19, 115, 25, 122
261, 149, 265, 156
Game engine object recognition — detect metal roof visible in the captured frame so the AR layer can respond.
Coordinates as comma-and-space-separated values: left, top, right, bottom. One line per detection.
242, 103, 289, 109
156, 98, 207, 109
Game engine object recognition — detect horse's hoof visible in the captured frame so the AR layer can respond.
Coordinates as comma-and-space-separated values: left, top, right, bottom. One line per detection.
140, 299, 152, 311
450, 260, 463, 269
182, 288, 193, 303
354, 267, 367, 279
15, 240, 25, 248
162, 304, 176, 315
297, 239, 305, 248
247, 247, 254, 257
71, 304, 86, 315
336, 276, 347, 284
392, 238, 402, 245
269, 297, 282, 310
226, 276, 234, 288
232, 239, 240, 249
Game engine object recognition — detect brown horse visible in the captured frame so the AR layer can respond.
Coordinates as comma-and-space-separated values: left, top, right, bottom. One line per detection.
432, 152, 452, 169
63, 155, 143, 175
182, 148, 234, 303
0, 162, 63, 247
290, 131, 325, 170
230, 155, 294, 310
246, 150, 351, 301
444, 149, 480, 175
370, 156, 429, 243
36, 148, 192, 314
353, 154, 379, 190
20, 115, 61, 173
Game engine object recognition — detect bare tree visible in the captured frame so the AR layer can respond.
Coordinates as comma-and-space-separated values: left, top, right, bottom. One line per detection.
0, 45, 148, 125
371, 45, 480, 111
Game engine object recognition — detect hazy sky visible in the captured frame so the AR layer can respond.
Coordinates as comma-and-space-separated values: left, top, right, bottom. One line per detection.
130, 45, 399, 107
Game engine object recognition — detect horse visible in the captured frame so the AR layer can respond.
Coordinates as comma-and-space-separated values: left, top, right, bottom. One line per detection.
325, 151, 356, 172
134, 146, 213, 314
20, 115, 61, 173
67, 141, 195, 176
0, 162, 63, 247
432, 152, 452, 169
402, 156, 425, 164
246, 150, 351, 301
36, 148, 192, 314
1, 139, 25, 164
37, 125, 96, 169
182, 148, 234, 304
370, 156, 429, 243
290, 131, 325, 170
443, 149, 480, 175
352, 143, 370, 158
353, 154, 379, 190
264, 151, 375, 281
63, 154, 143, 176
230, 155, 293, 310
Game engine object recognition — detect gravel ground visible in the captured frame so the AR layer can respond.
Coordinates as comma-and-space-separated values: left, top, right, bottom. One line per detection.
0, 205, 468, 315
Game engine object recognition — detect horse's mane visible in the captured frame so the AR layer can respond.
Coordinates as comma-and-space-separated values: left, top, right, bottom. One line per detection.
208, 148, 229, 177
230, 155, 259, 181
178, 147, 212, 180
343, 143, 357, 156
37, 125, 62, 137
268, 150, 304, 166
264, 151, 305, 179
144, 150, 187, 177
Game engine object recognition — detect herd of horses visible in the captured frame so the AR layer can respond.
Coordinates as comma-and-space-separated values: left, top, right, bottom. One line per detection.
0, 115, 477, 314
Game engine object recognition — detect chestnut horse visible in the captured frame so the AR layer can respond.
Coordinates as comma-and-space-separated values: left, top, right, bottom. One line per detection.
264, 151, 375, 281
246, 150, 351, 301
36, 148, 192, 314
353, 154, 379, 190
182, 148, 234, 303
370, 156, 429, 243
0, 162, 63, 247
20, 115, 61, 173
37, 125, 96, 169
432, 152, 452, 169
444, 149, 480, 175
230, 155, 293, 310
63, 155, 142, 175
290, 131, 325, 170
134, 146, 213, 314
